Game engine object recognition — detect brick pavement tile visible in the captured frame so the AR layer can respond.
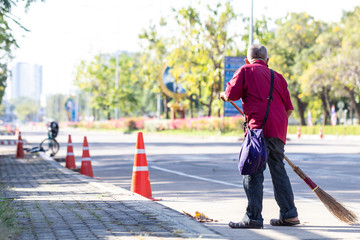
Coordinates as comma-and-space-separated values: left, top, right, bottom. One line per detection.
0, 154, 222, 240
36, 233, 57, 240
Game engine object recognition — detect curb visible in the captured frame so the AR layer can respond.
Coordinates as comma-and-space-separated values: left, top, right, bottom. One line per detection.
39, 152, 227, 239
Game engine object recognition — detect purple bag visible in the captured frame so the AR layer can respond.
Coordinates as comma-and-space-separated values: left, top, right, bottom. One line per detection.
238, 69, 274, 175
238, 128, 267, 175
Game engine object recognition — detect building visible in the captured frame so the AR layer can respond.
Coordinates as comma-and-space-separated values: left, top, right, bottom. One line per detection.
1, 62, 43, 123
8, 62, 43, 103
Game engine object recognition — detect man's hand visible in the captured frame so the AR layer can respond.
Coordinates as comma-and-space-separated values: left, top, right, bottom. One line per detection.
220, 92, 228, 102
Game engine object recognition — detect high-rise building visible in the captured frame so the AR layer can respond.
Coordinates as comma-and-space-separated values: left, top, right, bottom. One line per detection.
8, 62, 43, 103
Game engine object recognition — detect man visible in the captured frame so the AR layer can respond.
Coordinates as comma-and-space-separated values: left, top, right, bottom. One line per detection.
220, 44, 299, 229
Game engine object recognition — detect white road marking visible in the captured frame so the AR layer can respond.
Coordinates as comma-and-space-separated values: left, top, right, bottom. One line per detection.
151, 165, 273, 193
133, 166, 149, 172
151, 165, 322, 204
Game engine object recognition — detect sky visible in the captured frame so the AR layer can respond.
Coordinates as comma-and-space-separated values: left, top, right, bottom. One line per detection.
9, 0, 360, 96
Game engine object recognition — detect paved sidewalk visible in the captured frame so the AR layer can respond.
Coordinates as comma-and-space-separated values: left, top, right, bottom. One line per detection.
0, 151, 225, 240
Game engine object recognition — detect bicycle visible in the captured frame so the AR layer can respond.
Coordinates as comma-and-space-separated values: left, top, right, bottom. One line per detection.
41, 121, 60, 157
25, 121, 60, 157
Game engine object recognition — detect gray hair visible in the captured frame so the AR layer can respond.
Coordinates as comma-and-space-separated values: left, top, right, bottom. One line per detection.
247, 44, 268, 62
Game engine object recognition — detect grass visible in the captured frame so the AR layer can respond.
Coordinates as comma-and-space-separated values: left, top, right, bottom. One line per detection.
0, 197, 21, 239
287, 125, 360, 135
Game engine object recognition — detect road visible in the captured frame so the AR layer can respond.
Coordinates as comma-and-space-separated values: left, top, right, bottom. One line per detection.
21, 127, 360, 239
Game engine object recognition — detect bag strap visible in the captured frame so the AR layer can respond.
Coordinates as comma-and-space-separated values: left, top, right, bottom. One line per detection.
261, 69, 274, 129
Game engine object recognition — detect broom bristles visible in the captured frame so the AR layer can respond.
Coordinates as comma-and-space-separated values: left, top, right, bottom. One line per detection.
314, 187, 358, 224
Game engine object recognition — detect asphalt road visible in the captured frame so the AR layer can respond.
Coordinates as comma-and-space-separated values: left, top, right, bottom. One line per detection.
21, 127, 360, 239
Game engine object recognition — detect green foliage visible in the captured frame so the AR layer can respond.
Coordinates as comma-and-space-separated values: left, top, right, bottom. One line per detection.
11, 97, 40, 122
0, 196, 20, 239
0, 0, 43, 105
68, 117, 360, 136
0, 64, 8, 105
74, 53, 138, 120
69, 116, 245, 134
288, 125, 360, 135
45, 94, 67, 121
70, 3, 360, 126
269, 13, 329, 125
166, 1, 239, 116
241, 15, 275, 49
0, 5, 17, 105
334, 7, 360, 124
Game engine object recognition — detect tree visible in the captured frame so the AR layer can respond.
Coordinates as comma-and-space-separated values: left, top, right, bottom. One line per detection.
0, 0, 43, 104
300, 58, 339, 125
240, 15, 275, 52
270, 13, 326, 125
298, 23, 343, 125
138, 20, 172, 118
74, 53, 137, 120
169, 1, 239, 116
12, 97, 40, 122
335, 7, 360, 124
45, 94, 67, 121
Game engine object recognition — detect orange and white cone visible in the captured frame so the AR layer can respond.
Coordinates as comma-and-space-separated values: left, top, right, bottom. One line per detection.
65, 135, 76, 169
319, 127, 324, 139
131, 132, 160, 201
297, 126, 301, 138
80, 136, 94, 178
16, 131, 25, 158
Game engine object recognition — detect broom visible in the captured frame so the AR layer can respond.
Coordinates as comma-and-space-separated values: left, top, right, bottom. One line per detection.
229, 100, 358, 224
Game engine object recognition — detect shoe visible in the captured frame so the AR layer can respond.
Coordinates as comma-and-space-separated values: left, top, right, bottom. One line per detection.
229, 221, 263, 229
270, 218, 300, 226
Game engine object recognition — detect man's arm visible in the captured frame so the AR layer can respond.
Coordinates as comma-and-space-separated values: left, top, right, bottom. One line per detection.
286, 109, 293, 118
220, 67, 244, 103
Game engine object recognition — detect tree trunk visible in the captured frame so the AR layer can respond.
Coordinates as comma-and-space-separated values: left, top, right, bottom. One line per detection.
294, 95, 307, 126
163, 95, 169, 119
198, 81, 202, 116
217, 65, 222, 117
207, 83, 215, 116
320, 88, 329, 125
320, 86, 331, 125
198, 81, 202, 100
324, 86, 332, 117
345, 87, 360, 125
189, 96, 194, 118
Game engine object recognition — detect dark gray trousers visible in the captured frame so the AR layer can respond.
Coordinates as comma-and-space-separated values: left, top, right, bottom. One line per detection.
242, 137, 298, 225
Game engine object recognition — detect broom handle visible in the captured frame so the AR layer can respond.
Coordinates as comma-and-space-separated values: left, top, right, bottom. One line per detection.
284, 155, 306, 179
283, 155, 296, 169
230, 101, 245, 116
230, 100, 319, 191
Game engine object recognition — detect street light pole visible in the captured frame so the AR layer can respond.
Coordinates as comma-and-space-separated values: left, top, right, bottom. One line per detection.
114, 53, 119, 119
249, 0, 254, 46
114, 54, 119, 119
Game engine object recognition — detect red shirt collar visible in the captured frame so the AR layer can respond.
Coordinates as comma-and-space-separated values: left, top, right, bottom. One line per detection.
252, 60, 268, 67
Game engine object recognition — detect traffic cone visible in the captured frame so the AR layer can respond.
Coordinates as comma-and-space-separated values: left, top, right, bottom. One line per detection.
131, 132, 160, 201
80, 136, 94, 178
65, 135, 76, 169
297, 126, 301, 138
319, 127, 324, 139
16, 131, 24, 158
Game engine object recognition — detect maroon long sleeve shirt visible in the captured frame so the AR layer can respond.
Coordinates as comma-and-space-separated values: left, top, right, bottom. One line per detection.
224, 60, 294, 143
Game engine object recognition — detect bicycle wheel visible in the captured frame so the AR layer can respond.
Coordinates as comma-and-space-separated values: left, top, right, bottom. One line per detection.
40, 138, 60, 156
